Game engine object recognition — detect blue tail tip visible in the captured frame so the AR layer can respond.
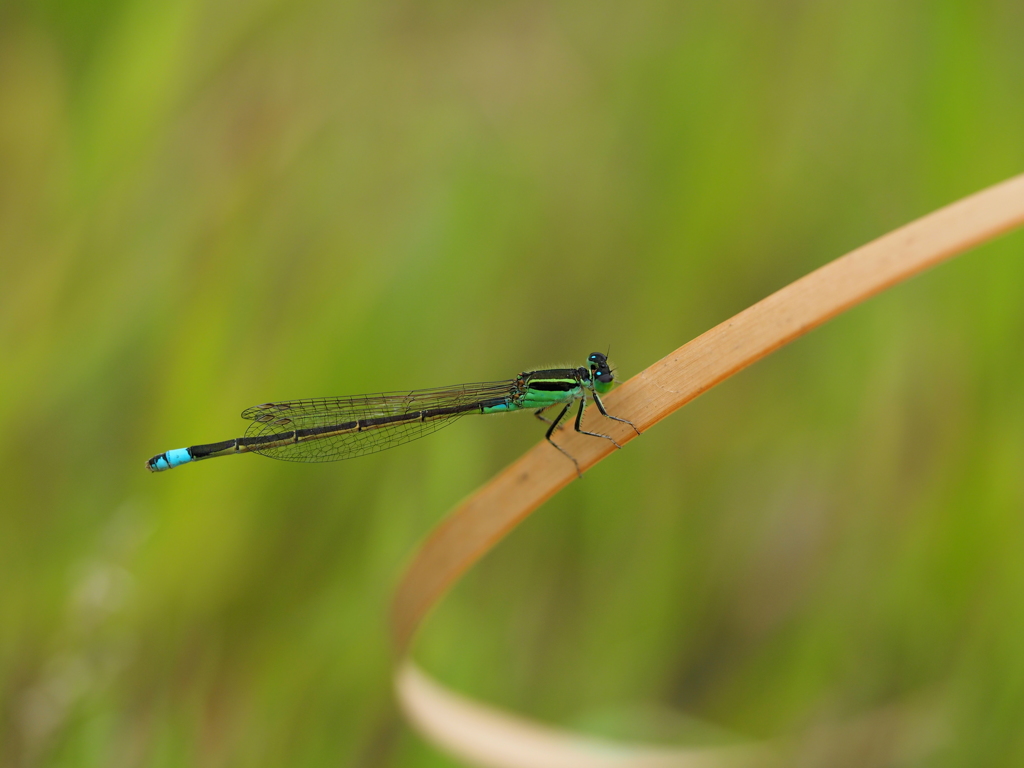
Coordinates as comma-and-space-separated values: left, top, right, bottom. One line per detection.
146, 454, 170, 472
146, 448, 191, 472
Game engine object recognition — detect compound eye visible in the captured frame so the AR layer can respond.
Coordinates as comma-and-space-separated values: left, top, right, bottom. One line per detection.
593, 362, 613, 383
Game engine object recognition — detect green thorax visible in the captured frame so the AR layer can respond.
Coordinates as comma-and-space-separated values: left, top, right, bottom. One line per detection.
515, 367, 589, 409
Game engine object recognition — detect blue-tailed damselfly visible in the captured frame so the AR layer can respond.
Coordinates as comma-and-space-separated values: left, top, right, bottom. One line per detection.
146, 352, 638, 477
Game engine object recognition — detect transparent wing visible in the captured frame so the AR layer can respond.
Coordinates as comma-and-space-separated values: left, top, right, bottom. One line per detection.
240, 379, 517, 463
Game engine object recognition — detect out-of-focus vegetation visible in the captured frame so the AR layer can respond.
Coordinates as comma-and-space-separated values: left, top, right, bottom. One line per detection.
1, 1, 1023, 766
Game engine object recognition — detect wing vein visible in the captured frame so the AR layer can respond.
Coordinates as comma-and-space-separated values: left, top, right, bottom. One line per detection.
240, 379, 517, 463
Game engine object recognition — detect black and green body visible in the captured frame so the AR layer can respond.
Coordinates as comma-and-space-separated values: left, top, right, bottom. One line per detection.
146, 352, 637, 476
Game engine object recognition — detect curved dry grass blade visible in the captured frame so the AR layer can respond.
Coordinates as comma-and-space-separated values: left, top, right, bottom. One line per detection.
395, 661, 771, 768
391, 173, 1024, 766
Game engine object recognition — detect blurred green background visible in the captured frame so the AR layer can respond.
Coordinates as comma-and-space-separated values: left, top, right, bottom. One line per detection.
2, 1, 1023, 766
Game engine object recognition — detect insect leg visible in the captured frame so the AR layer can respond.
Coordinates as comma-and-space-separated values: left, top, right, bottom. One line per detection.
574, 393, 621, 448
592, 391, 640, 435
544, 403, 581, 478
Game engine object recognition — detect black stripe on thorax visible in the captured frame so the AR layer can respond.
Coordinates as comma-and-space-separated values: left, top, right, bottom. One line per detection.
527, 380, 578, 392
528, 368, 578, 379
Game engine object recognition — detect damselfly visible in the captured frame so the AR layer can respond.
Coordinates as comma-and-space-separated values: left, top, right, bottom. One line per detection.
146, 352, 638, 476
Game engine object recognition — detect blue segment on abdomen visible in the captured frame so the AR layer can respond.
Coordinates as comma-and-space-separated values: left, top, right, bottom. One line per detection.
164, 447, 193, 468
482, 401, 516, 413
